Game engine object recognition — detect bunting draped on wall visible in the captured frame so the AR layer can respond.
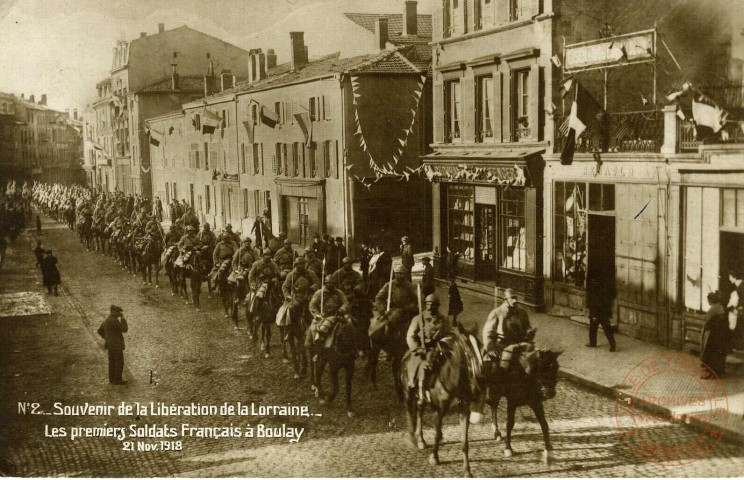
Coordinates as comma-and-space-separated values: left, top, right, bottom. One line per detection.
349, 73, 427, 188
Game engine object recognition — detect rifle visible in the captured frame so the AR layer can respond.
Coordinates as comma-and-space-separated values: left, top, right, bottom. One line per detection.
386, 262, 394, 313
321, 257, 326, 317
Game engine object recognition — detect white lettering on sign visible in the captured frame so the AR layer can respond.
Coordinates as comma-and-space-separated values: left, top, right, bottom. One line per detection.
565, 31, 655, 72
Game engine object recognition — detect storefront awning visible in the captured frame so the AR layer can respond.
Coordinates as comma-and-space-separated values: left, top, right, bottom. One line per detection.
422, 147, 544, 187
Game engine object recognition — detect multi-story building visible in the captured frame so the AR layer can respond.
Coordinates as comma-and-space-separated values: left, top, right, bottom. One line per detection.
149, 3, 432, 253
426, 0, 744, 350
0, 92, 83, 185
93, 23, 251, 196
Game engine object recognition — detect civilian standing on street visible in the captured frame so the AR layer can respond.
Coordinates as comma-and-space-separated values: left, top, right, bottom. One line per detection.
358, 241, 372, 280
421, 256, 435, 297
701, 291, 729, 378
40, 249, 60, 295
727, 268, 744, 350
448, 279, 463, 326
585, 271, 617, 352
400, 236, 414, 281
97, 305, 128, 385
34, 240, 44, 267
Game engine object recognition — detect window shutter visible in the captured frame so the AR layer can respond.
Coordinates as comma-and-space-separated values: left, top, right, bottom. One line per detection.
433, 83, 443, 143
492, 73, 503, 142
321, 95, 329, 120
259, 143, 264, 175
245, 143, 251, 174
333, 140, 339, 179
528, 64, 541, 141
505, 71, 514, 142
282, 144, 288, 175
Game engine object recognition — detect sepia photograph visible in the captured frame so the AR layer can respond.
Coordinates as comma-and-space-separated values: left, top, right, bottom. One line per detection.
0, 0, 743, 477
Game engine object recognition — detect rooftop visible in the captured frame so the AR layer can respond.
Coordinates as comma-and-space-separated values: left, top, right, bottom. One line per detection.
136, 75, 210, 94
344, 13, 432, 44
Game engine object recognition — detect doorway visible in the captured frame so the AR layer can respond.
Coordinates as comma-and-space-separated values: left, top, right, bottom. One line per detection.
587, 213, 616, 306
720, 231, 744, 291
474, 204, 496, 281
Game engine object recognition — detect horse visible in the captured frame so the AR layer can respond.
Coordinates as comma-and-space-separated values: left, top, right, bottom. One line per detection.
367, 307, 412, 401
76, 213, 93, 251
180, 246, 210, 309
485, 348, 561, 464
138, 235, 164, 286
350, 279, 374, 358
248, 279, 283, 357
91, 217, 108, 253
210, 259, 234, 317
402, 330, 485, 477
310, 315, 368, 417
161, 244, 181, 296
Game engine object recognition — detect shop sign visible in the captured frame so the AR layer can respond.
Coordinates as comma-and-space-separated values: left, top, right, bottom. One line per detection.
427, 163, 527, 186
581, 163, 656, 180
564, 30, 655, 73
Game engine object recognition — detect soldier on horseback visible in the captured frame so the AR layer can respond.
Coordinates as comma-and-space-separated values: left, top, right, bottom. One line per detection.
307, 275, 349, 351
406, 294, 452, 406
481, 288, 535, 377
281, 257, 321, 377
373, 264, 418, 336
222, 223, 241, 247
274, 238, 295, 276
330, 256, 361, 301
212, 231, 239, 318
198, 223, 217, 293
304, 247, 323, 279
178, 204, 199, 230
231, 237, 259, 327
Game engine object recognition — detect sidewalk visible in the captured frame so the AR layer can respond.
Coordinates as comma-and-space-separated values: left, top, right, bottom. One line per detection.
432, 281, 744, 445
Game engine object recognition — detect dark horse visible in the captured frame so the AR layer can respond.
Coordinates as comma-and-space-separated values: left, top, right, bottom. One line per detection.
310, 315, 368, 417
180, 246, 210, 309
137, 235, 164, 286
368, 308, 412, 401
248, 279, 282, 357
486, 348, 561, 464
402, 331, 484, 477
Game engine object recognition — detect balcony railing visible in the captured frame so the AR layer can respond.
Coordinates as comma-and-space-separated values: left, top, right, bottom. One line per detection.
554, 110, 664, 154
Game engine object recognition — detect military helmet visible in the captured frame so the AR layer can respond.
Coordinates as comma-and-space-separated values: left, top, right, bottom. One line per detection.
242, 236, 252, 244
342, 256, 353, 265
224, 223, 233, 230
186, 225, 197, 232
261, 249, 272, 256
394, 264, 407, 274
325, 274, 337, 286
424, 294, 440, 305
294, 257, 306, 266
283, 238, 292, 245
203, 223, 211, 229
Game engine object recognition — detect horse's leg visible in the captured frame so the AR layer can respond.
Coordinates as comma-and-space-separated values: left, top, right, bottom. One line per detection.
315, 355, 326, 402
415, 400, 426, 450
392, 353, 404, 403
344, 361, 355, 417
141, 258, 148, 284
192, 279, 202, 311
262, 315, 272, 357
367, 343, 380, 388
491, 395, 503, 441
154, 259, 161, 287
280, 326, 289, 362
325, 360, 340, 404
287, 324, 301, 378
457, 407, 472, 477
405, 391, 418, 448
532, 400, 552, 464
504, 401, 516, 457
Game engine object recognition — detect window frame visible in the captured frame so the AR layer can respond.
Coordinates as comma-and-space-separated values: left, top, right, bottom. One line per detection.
476, 75, 494, 142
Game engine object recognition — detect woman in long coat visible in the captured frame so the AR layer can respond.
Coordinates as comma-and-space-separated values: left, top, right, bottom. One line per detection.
40, 249, 61, 296
701, 291, 729, 378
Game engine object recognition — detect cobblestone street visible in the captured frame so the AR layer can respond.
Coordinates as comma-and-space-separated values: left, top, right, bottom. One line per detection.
1, 215, 744, 477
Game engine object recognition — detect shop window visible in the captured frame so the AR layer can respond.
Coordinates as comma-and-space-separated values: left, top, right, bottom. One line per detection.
476, 76, 493, 142
445, 81, 461, 142
500, 188, 526, 271
447, 185, 474, 261
553, 182, 587, 286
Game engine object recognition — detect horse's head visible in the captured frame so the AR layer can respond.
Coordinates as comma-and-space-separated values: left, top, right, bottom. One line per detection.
523, 349, 561, 400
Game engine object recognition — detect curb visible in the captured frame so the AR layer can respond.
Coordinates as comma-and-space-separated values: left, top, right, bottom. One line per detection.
557, 366, 744, 447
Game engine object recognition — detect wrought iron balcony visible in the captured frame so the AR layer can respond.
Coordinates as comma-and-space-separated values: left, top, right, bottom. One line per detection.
554, 110, 664, 154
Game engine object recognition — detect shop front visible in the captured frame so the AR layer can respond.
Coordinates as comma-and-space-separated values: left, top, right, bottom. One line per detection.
426, 149, 545, 308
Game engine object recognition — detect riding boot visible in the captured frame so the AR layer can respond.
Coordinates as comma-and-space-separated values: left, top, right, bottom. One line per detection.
418, 377, 426, 406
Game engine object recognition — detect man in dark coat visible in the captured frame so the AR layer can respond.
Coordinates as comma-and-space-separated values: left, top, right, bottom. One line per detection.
421, 257, 435, 297
97, 305, 129, 385
701, 291, 729, 378
358, 241, 372, 279
34, 240, 44, 268
586, 272, 617, 352
40, 249, 61, 295
400, 236, 414, 282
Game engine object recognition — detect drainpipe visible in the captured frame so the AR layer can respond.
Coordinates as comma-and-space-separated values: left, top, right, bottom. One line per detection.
339, 73, 351, 252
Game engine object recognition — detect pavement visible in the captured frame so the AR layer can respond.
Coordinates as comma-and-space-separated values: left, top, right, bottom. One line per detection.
1, 212, 743, 477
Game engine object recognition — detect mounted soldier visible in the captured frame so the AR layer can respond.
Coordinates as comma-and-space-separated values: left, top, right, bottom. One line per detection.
372, 264, 418, 337
249, 249, 281, 291
304, 247, 323, 279
330, 256, 361, 301
307, 275, 349, 350
223, 223, 241, 247
231, 237, 259, 327
274, 238, 295, 276
482, 288, 535, 377
212, 231, 239, 318
406, 294, 452, 406
177, 224, 200, 253
269, 231, 287, 255
281, 257, 321, 377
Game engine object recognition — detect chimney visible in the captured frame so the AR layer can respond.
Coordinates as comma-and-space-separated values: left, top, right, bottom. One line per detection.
220, 70, 235, 91
375, 18, 389, 49
158, 23, 165, 34
30, 94, 35, 103
171, 64, 179, 90
140, 32, 146, 38
266, 49, 277, 70
256, 51, 267, 80
289, 32, 308, 71
40, 94, 47, 105
403, 1, 418, 36
73, 109, 78, 120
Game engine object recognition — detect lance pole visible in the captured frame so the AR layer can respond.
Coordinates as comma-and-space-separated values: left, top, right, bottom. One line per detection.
386, 262, 394, 313
321, 257, 326, 316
